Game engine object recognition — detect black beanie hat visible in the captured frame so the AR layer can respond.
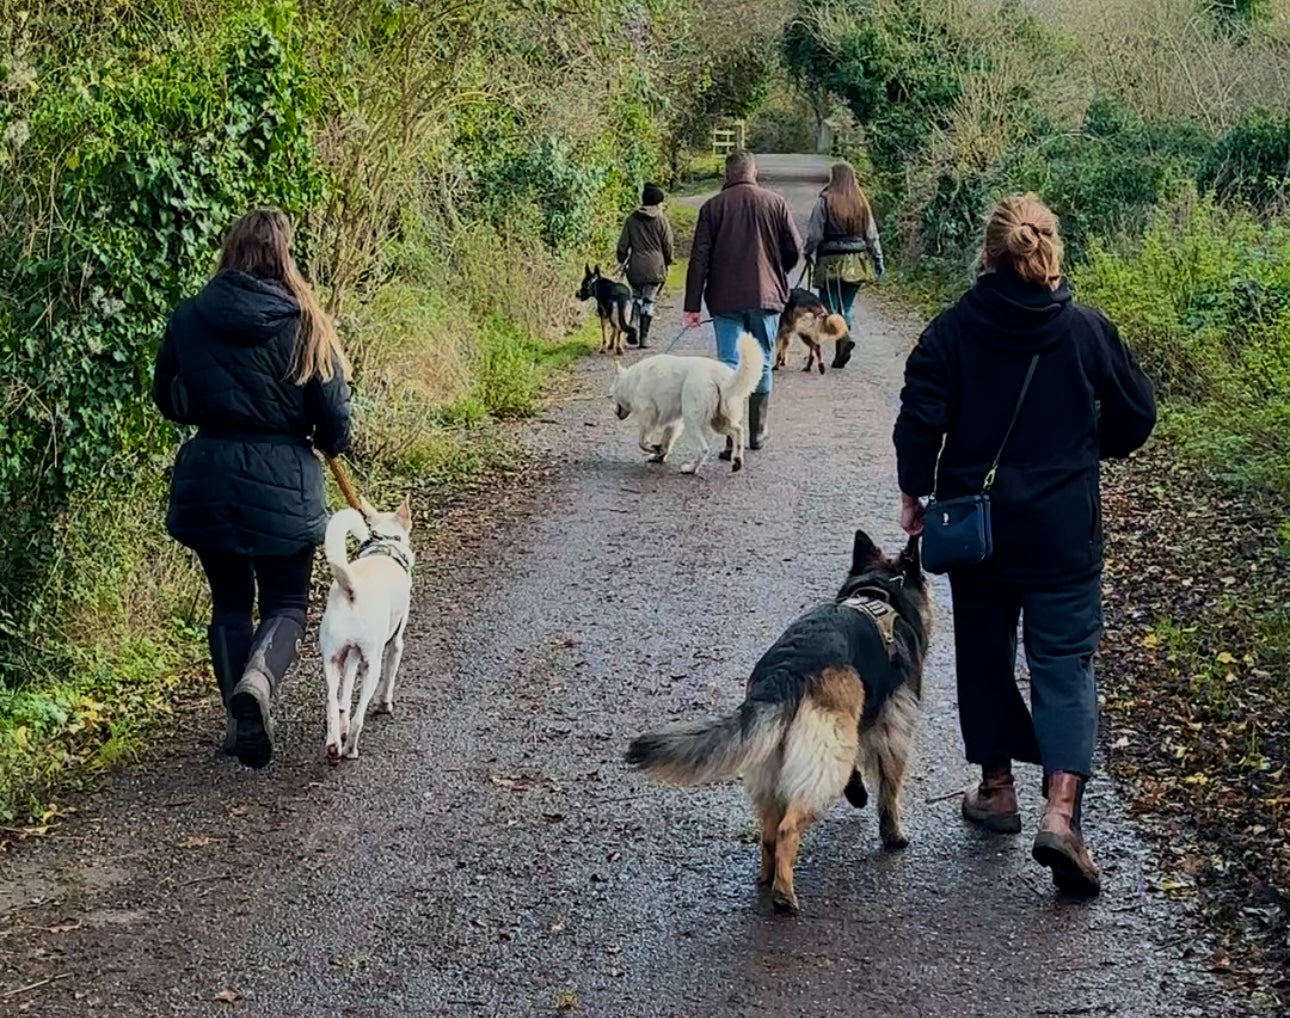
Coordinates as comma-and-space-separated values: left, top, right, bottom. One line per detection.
642, 182, 665, 206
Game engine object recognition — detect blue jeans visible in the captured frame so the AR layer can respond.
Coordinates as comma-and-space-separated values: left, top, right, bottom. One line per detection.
949, 572, 1103, 778
713, 310, 779, 395
631, 282, 661, 319
819, 278, 860, 333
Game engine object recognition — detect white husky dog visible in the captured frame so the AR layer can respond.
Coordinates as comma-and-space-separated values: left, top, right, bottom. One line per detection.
319, 501, 414, 761
609, 332, 764, 474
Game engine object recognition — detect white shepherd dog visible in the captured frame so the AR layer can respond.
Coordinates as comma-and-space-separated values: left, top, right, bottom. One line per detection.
608, 333, 763, 474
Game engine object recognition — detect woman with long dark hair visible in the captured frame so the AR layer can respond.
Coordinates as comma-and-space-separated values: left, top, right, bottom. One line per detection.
803, 161, 885, 368
152, 209, 351, 769
894, 194, 1156, 895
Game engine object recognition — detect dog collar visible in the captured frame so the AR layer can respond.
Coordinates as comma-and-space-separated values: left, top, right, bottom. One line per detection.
358, 535, 414, 575
839, 594, 898, 653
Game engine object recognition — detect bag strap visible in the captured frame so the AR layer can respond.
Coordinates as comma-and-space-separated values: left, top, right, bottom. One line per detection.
982, 353, 1040, 493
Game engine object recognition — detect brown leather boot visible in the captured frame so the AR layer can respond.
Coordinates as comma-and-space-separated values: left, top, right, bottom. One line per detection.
1032, 771, 1101, 897
961, 764, 1022, 833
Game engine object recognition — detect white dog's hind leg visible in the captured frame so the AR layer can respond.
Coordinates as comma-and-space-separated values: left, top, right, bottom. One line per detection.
323, 647, 347, 762
343, 647, 380, 759
374, 623, 407, 715
338, 649, 362, 747
725, 420, 746, 472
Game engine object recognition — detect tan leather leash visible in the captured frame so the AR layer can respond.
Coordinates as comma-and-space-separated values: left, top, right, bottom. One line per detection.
326, 455, 372, 522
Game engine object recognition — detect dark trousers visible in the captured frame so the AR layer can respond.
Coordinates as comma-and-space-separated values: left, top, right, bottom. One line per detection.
196, 548, 313, 631
949, 572, 1102, 778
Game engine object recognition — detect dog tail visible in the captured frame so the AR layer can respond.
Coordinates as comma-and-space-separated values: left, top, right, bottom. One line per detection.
721, 333, 765, 406
626, 700, 787, 786
620, 297, 638, 346
821, 313, 849, 340
325, 507, 369, 600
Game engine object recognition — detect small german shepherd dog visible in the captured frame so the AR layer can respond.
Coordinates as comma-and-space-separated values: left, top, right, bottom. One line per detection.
772, 287, 852, 375
627, 530, 930, 915
578, 264, 638, 355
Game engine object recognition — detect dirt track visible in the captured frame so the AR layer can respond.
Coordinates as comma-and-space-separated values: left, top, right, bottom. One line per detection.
0, 155, 1246, 1018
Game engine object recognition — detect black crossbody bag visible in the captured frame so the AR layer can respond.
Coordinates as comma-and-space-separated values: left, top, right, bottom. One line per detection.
920, 353, 1040, 576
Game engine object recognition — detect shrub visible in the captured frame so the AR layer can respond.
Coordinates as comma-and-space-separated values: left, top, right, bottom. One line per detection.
1200, 106, 1290, 211
1076, 189, 1290, 496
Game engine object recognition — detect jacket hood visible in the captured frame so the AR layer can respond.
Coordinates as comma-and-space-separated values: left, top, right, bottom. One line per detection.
635, 205, 662, 218
193, 270, 300, 347
959, 267, 1072, 353
723, 165, 757, 188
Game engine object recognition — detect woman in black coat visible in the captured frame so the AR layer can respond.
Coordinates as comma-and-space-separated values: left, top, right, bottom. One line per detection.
152, 209, 351, 770
893, 194, 1156, 896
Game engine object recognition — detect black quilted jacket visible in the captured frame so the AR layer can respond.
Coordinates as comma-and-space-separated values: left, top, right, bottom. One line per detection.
151, 270, 351, 557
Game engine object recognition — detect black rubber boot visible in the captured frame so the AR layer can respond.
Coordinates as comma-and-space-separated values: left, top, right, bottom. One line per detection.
208, 622, 253, 755
748, 392, 769, 450
637, 313, 652, 349
229, 615, 303, 770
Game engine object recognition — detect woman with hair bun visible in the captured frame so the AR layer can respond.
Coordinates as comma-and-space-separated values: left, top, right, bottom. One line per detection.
892, 194, 1156, 896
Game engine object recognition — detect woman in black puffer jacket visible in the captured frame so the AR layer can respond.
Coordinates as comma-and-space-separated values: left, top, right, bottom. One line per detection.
894, 194, 1156, 897
152, 209, 351, 770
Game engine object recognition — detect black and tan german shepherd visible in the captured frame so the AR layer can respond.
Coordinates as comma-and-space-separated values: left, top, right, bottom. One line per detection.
772, 287, 852, 374
626, 530, 930, 915
578, 264, 637, 355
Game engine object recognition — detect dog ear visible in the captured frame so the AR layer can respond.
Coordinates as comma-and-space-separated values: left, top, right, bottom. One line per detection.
584, 263, 590, 275
897, 534, 922, 579
594, 264, 601, 274
395, 499, 412, 531
850, 529, 881, 574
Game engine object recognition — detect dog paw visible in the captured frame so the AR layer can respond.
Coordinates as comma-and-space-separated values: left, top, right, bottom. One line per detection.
731, 455, 743, 473
680, 461, 699, 475
373, 701, 394, 716
772, 891, 801, 916
817, 362, 826, 375
880, 826, 910, 852
325, 741, 342, 764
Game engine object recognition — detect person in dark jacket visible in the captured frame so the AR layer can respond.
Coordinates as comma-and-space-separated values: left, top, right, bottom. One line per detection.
152, 208, 352, 770
803, 161, 885, 369
616, 182, 675, 349
893, 194, 1156, 896
683, 151, 803, 451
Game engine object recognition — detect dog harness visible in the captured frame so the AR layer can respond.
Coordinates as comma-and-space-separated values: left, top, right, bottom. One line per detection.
839, 593, 898, 656
358, 533, 414, 575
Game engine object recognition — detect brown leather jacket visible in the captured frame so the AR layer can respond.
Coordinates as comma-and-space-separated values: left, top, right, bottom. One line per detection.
683, 168, 802, 316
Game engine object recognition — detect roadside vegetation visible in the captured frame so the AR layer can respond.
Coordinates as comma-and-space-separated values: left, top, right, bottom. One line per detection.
776, 0, 1290, 1005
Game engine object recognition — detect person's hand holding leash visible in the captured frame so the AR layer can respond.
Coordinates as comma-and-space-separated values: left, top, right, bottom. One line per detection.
682, 311, 702, 329
900, 493, 925, 537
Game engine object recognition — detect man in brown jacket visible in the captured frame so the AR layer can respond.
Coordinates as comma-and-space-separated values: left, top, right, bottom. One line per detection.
683, 151, 803, 450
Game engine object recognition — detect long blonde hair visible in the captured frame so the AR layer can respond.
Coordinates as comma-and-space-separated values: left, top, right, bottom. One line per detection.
217, 209, 351, 384
980, 194, 1064, 289
823, 162, 874, 238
